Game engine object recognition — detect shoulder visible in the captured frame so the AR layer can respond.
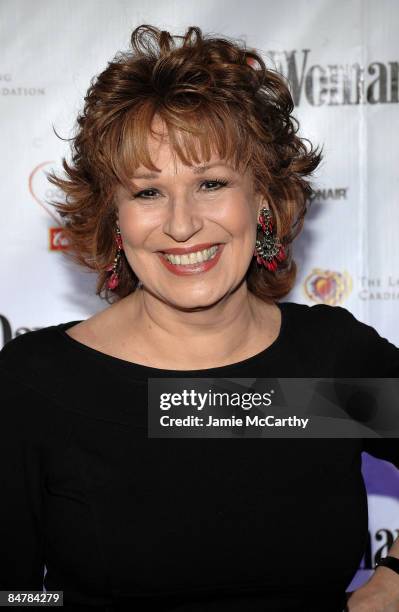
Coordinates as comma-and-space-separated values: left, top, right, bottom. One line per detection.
281, 301, 359, 336
1, 323, 60, 363
282, 300, 353, 321
282, 300, 383, 332
0, 321, 81, 388
292, 304, 399, 378
282, 301, 399, 375
280, 301, 355, 355
0, 325, 79, 444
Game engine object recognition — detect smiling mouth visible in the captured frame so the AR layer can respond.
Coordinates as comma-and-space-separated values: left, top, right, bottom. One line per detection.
161, 244, 221, 265
159, 243, 221, 255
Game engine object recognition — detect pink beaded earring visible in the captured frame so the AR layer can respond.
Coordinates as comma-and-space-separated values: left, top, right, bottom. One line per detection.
253, 207, 286, 271
106, 225, 123, 290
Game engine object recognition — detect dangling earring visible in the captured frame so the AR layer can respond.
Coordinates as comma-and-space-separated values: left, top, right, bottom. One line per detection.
106, 224, 123, 290
253, 207, 286, 272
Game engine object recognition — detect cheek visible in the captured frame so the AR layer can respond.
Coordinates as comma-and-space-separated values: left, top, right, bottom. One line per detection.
214, 198, 255, 234
118, 212, 154, 248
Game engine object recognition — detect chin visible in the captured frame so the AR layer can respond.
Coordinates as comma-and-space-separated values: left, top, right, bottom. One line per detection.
166, 290, 225, 310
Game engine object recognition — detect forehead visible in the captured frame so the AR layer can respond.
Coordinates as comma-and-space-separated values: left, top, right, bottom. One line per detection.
138, 123, 227, 174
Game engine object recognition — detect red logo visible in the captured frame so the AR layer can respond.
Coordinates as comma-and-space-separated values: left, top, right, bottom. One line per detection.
49, 227, 69, 250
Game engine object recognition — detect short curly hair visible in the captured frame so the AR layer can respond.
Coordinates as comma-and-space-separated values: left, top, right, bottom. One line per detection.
47, 24, 322, 304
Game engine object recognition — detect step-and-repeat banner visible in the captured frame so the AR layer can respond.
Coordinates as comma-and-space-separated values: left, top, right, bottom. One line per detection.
1, 0, 398, 592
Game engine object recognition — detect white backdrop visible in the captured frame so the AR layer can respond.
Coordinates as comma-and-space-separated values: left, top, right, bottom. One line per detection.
1, 0, 398, 592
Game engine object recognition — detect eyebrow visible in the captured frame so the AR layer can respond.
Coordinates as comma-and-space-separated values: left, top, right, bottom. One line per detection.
132, 163, 232, 180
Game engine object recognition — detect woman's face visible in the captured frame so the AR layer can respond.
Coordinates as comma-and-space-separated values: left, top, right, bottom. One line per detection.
115, 129, 265, 309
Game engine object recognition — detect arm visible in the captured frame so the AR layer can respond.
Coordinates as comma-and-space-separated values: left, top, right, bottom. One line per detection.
336, 308, 399, 609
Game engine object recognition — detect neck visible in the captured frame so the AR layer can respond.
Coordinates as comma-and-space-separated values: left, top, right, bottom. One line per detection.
120, 283, 279, 369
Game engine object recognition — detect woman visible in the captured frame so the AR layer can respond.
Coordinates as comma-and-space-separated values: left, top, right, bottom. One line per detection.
1, 24, 399, 612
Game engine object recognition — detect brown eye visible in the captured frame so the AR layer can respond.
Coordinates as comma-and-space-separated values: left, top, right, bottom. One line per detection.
133, 189, 159, 199
201, 179, 229, 191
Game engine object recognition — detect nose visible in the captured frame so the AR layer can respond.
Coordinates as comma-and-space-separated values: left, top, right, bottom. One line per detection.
162, 197, 203, 242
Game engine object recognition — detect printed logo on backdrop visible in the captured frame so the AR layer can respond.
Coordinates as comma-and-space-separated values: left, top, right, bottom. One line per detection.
363, 496, 399, 566
309, 187, 349, 203
0, 73, 45, 97
249, 51, 398, 106
29, 162, 69, 251
303, 269, 353, 305
359, 276, 399, 301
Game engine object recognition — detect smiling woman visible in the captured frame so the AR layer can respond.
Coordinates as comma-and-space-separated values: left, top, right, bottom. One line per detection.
1, 22, 399, 612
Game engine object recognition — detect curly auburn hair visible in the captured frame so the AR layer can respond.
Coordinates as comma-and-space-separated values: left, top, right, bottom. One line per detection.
47, 24, 322, 304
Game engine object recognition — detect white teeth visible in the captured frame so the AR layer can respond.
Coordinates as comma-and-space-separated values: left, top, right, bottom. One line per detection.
164, 245, 219, 265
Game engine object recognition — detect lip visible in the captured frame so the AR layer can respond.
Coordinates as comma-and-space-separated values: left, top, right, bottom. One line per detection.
157, 244, 225, 276
159, 242, 222, 255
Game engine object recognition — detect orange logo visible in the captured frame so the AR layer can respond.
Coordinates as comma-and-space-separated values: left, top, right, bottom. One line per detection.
28, 161, 69, 251
303, 269, 352, 305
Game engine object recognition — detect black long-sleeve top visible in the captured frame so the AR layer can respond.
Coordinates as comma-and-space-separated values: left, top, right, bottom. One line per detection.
1, 302, 399, 611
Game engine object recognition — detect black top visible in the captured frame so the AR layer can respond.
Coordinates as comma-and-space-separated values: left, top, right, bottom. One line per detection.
1, 301, 399, 612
